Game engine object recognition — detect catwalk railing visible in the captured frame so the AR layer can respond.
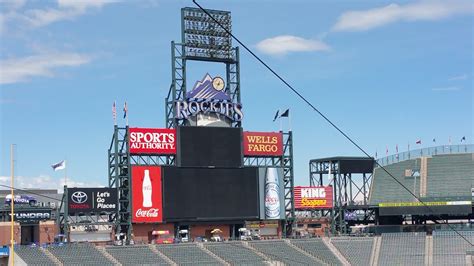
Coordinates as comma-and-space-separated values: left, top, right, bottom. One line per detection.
376, 144, 473, 167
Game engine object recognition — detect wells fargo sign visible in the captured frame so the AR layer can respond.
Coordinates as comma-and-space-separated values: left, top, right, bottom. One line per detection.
294, 186, 333, 210
129, 128, 176, 155
243, 132, 283, 156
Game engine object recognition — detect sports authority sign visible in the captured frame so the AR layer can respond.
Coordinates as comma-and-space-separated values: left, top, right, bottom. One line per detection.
132, 166, 163, 223
67, 188, 117, 214
129, 128, 176, 155
294, 186, 333, 210
243, 132, 283, 156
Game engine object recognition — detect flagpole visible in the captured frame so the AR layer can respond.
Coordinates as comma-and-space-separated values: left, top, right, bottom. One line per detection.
65, 158, 67, 189
289, 110, 292, 132
10, 144, 15, 265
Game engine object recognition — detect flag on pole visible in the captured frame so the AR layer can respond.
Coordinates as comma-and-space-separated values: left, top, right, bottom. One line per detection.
432, 138, 436, 143
280, 109, 289, 118
273, 110, 279, 122
51, 160, 66, 171
386, 146, 388, 156
112, 101, 117, 124
123, 101, 128, 119
461, 136, 466, 142
416, 139, 421, 145
375, 150, 378, 159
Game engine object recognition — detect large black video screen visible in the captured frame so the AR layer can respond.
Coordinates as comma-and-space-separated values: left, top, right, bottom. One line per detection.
177, 126, 242, 167
162, 166, 259, 221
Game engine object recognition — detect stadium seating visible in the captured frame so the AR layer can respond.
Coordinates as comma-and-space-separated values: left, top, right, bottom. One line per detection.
370, 159, 422, 204
47, 242, 114, 265
370, 153, 474, 205
433, 230, 474, 266
156, 243, 221, 265
331, 237, 374, 266
105, 245, 169, 265
290, 238, 342, 265
204, 242, 267, 265
378, 232, 426, 266
249, 240, 322, 265
425, 154, 474, 198
15, 245, 56, 265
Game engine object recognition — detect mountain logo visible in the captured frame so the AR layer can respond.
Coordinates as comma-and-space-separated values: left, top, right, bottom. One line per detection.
174, 73, 243, 122
186, 74, 230, 101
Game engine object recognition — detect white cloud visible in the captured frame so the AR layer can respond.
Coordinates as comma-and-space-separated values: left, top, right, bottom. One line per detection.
332, 1, 474, 32
256, 35, 330, 56
1, 0, 117, 32
0, 52, 92, 84
0, 175, 105, 192
448, 74, 468, 81
432, 86, 461, 91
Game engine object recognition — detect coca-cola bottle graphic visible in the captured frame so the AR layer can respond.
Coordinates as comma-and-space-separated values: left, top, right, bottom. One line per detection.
265, 167, 280, 219
142, 169, 153, 207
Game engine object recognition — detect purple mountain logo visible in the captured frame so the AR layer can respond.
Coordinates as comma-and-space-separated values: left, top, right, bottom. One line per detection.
186, 73, 231, 101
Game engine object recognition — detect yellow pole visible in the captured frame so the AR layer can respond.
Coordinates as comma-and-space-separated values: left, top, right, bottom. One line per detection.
10, 144, 15, 266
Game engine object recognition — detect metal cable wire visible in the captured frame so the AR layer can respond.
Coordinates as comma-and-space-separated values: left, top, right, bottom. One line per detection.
192, 0, 474, 246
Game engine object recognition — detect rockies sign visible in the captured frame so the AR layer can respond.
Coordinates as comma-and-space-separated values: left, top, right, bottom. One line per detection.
67, 188, 117, 214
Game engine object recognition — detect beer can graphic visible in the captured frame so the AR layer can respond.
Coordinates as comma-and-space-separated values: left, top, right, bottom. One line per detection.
265, 167, 281, 219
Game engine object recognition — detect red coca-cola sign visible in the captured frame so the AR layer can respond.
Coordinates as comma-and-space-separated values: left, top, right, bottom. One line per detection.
132, 166, 163, 223
129, 128, 176, 155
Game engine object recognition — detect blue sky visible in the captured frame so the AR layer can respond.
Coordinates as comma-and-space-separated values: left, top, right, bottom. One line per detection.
0, 0, 472, 190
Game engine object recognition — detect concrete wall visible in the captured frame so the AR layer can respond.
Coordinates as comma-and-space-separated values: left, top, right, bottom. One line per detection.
132, 223, 174, 244
189, 224, 230, 240
0, 222, 20, 246
39, 221, 57, 244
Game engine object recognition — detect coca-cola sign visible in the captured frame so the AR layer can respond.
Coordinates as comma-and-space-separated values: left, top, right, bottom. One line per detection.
132, 166, 163, 223
129, 128, 176, 155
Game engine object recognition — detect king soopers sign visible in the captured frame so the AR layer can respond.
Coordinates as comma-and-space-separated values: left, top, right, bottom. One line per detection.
175, 74, 243, 122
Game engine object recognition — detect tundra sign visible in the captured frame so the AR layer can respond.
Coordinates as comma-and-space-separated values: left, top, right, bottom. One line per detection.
67, 188, 117, 214
129, 128, 176, 155
9, 209, 52, 223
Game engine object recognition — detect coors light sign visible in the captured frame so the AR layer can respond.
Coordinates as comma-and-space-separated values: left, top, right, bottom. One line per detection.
265, 167, 281, 219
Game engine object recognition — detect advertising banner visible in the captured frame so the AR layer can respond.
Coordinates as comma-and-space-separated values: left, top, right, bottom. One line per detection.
243, 132, 283, 157
259, 167, 285, 220
68, 188, 117, 214
129, 128, 176, 155
132, 166, 163, 223
9, 209, 52, 223
294, 186, 333, 210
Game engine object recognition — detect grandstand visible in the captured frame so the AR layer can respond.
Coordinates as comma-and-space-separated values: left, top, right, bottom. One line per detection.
249, 240, 322, 265
47, 243, 114, 265
14, 245, 57, 265
105, 245, 170, 265
331, 237, 374, 266
371, 153, 473, 204
433, 230, 474, 266
156, 243, 222, 265
204, 242, 267, 265
378, 232, 426, 266
12, 235, 474, 265
290, 238, 342, 265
